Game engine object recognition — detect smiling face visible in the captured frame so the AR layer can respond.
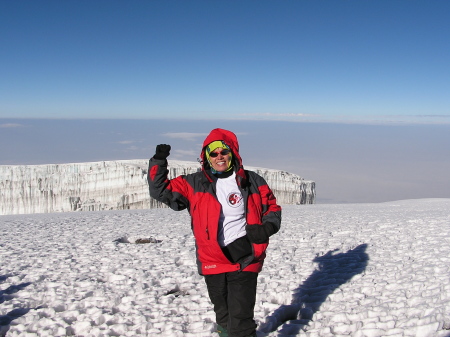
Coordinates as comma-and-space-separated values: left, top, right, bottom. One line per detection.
209, 147, 232, 172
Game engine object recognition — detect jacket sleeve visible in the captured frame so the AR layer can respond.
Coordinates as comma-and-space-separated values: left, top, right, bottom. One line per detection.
148, 158, 190, 211
258, 176, 282, 233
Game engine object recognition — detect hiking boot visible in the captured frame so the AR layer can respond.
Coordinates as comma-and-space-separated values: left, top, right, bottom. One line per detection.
216, 324, 228, 337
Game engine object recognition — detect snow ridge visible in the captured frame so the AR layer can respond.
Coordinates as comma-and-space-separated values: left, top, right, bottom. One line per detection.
0, 160, 315, 215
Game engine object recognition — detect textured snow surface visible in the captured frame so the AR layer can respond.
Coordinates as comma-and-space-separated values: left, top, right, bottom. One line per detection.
1, 199, 449, 337
0, 160, 315, 215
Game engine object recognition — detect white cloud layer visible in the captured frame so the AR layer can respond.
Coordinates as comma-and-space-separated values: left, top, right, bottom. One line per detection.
172, 149, 199, 158
116, 140, 137, 145
162, 133, 208, 142
0, 123, 24, 128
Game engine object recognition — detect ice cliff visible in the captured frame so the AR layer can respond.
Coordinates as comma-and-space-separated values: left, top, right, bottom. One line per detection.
0, 160, 315, 215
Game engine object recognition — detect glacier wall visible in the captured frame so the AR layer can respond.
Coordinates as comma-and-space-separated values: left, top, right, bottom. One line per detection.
0, 160, 315, 215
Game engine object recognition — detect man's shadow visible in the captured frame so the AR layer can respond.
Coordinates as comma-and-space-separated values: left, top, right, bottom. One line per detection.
0, 276, 33, 336
259, 243, 369, 335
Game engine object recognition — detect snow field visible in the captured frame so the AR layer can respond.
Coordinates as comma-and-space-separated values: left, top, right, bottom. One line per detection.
1, 199, 450, 336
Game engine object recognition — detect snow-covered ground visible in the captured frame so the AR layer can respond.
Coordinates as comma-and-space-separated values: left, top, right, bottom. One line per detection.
1, 199, 449, 337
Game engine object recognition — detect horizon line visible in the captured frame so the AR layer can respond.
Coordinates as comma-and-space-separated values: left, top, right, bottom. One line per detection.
2, 116, 450, 126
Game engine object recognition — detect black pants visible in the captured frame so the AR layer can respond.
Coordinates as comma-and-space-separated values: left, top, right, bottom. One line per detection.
204, 271, 258, 337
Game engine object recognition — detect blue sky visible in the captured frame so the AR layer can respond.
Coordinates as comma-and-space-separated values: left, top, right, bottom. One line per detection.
1, 2, 450, 204
1, 0, 450, 123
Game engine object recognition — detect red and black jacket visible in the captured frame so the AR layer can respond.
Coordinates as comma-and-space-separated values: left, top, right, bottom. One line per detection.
148, 128, 282, 275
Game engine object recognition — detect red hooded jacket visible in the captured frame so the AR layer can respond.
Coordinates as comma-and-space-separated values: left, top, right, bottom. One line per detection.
148, 128, 282, 275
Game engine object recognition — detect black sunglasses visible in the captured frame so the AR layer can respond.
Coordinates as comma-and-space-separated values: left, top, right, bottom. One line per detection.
209, 149, 231, 157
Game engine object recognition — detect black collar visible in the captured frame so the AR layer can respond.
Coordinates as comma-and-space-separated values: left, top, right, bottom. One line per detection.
214, 169, 234, 179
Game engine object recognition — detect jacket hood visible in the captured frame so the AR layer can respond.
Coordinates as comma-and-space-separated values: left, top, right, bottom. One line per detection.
200, 128, 246, 184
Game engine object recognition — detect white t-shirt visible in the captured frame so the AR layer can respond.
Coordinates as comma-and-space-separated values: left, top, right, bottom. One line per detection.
216, 172, 247, 247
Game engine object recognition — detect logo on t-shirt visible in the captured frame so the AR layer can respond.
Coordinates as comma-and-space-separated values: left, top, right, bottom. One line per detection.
227, 192, 243, 208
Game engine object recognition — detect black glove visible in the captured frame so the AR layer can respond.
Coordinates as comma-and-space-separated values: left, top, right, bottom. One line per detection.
245, 223, 277, 244
153, 144, 171, 160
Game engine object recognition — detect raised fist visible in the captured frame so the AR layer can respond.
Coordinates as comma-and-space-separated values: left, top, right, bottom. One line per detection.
153, 144, 171, 160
